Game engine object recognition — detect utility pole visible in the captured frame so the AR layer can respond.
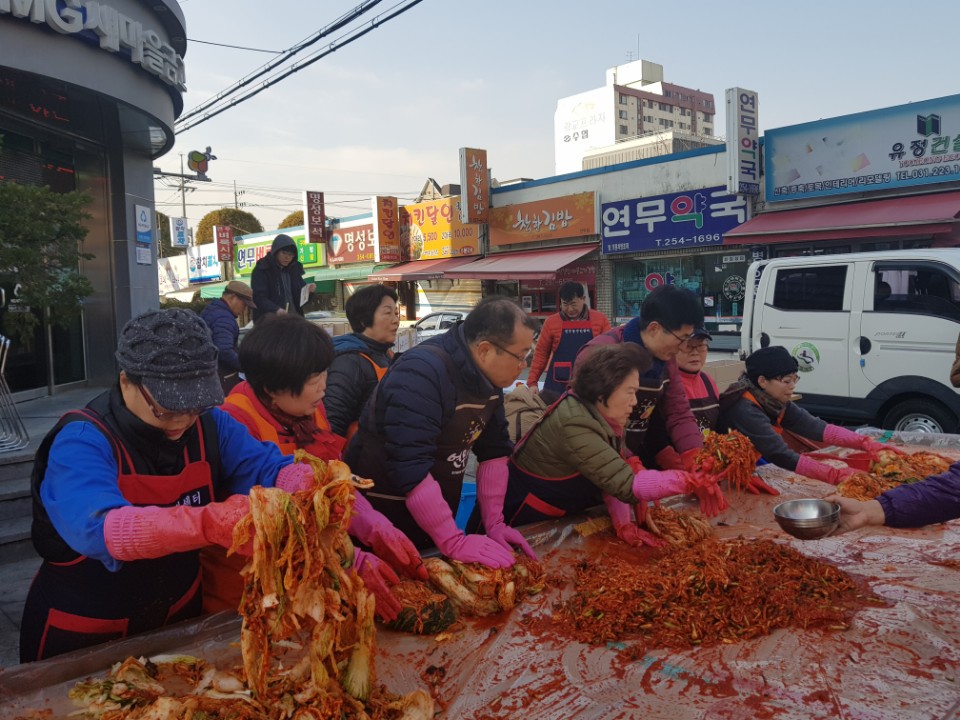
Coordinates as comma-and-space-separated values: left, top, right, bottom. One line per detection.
234, 180, 239, 209
179, 154, 189, 245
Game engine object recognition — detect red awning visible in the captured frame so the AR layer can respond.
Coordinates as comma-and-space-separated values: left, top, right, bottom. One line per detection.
444, 245, 598, 281
368, 256, 477, 281
724, 191, 960, 245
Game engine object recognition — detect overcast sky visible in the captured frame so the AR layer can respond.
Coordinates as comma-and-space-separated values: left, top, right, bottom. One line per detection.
155, 0, 959, 233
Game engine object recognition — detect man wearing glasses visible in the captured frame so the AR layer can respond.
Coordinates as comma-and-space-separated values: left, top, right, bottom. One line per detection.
718, 345, 901, 485
526, 281, 610, 402
21, 309, 317, 662
347, 297, 538, 568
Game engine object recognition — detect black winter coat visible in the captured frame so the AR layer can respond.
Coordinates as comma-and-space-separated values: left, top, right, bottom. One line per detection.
250, 254, 308, 323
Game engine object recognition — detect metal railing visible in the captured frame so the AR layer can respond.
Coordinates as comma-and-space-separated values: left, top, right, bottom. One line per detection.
0, 336, 29, 451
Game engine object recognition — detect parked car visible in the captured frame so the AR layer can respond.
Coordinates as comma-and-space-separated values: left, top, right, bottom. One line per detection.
414, 311, 466, 340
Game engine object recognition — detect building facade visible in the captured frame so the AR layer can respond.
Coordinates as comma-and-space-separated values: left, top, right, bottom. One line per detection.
0, 0, 186, 396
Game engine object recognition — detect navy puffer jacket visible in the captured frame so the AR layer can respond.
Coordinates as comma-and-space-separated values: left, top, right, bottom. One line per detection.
345, 325, 512, 494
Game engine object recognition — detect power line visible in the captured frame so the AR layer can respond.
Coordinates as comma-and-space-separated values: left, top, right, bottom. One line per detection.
177, 0, 387, 126
186, 38, 283, 54
176, 0, 425, 133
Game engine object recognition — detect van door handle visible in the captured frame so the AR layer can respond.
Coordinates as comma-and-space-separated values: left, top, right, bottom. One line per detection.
859, 336, 872, 355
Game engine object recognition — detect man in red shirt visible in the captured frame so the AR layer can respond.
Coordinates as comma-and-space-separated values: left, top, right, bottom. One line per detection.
527, 282, 610, 402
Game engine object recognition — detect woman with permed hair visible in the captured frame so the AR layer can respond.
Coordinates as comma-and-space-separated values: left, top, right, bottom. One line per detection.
476, 343, 727, 547
207, 315, 426, 621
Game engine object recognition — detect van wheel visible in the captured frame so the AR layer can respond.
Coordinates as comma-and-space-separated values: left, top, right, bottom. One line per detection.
882, 400, 957, 434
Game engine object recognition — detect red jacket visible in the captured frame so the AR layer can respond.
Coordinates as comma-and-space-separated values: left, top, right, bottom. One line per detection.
528, 309, 611, 385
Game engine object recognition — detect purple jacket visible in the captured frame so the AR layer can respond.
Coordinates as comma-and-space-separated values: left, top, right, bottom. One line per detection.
580, 320, 703, 455
878, 460, 960, 527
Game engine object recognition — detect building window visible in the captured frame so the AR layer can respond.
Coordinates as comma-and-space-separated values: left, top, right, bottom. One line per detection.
659, 102, 670, 112
643, 115, 653, 123
619, 93, 627, 104
619, 110, 628, 119
619, 124, 629, 134
703, 126, 712, 134
704, 113, 713, 123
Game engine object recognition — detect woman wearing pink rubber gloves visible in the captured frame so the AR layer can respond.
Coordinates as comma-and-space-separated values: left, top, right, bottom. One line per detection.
20, 309, 315, 663
487, 344, 727, 548
718, 346, 900, 485
217, 315, 425, 622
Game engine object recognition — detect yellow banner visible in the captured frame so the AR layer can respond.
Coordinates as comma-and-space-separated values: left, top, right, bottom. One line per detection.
400, 197, 480, 260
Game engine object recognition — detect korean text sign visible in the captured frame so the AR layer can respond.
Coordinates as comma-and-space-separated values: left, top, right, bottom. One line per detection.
328, 222, 375, 265
458, 148, 490, 224
489, 192, 597, 247
303, 191, 327, 243
213, 225, 233, 262
765, 93, 960, 202
373, 196, 401, 263
233, 234, 325, 275
399, 197, 479, 260
601, 187, 747, 254
725, 87, 760, 195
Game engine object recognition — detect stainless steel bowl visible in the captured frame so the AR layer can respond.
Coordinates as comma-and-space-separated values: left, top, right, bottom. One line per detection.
773, 499, 840, 540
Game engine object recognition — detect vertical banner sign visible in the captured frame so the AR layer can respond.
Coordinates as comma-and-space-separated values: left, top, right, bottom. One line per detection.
214, 225, 234, 262
134, 204, 152, 265
372, 196, 401, 263
458, 147, 490, 224
303, 191, 327, 244
726, 87, 760, 195
169, 216, 189, 247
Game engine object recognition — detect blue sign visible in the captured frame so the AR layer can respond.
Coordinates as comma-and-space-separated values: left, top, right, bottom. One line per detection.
765, 93, 960, 202
601, 186, 747, 254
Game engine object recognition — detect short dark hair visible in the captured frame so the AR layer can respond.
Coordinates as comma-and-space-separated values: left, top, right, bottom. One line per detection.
572, 344, 651, 405
463, 296, 538, 347
559, 281, 585, 303
638, 284, 704, 331
239, 315, 334, 399
345, 284, 398, 333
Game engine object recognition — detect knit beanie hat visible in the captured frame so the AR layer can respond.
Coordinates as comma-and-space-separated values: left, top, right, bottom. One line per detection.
745, 346, 799, 384
115, 308, 224, 411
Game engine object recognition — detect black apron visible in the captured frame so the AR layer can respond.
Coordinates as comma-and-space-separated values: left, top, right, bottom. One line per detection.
690, 376, 720, 433
500, 394, 615, 528
354, 345, 502, 550
543, 315, 594, 395
624, 372, 669, 458
21, 404, 216, 662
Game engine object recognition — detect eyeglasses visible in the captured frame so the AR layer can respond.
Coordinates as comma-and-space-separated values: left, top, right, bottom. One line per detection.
137, 385, 211, 421
488, 340, 532, 365
664, 327, 695, 345
679, 340, 708, 353
773, 374, 801, 386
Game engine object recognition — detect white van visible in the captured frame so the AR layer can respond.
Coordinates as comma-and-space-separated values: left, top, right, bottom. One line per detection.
740, 249, 960, 433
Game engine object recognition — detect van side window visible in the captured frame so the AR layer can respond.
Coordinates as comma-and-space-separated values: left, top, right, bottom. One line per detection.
874, 264, 960, 321
771, 265, 847, 311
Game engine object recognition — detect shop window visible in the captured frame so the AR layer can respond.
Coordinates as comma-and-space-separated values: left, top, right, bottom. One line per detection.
772, 265, 847, 311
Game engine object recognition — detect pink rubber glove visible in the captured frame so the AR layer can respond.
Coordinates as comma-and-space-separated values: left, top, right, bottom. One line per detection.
822, 425, 906, 458
796, 455, 859, 485
603, 494, 666, 548
354, 548, 402, 622
631, 468, 695, 504
477, 457, 537, 560
405, 475, 515, 568
680, 447, 701, 472
745, 474, 780, 496
275, 462, 315, 493
351, 492, 427, 580
103, 495, 251, 562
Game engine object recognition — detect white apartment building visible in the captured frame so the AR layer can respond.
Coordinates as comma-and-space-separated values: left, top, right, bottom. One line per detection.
554, 59, 717, 174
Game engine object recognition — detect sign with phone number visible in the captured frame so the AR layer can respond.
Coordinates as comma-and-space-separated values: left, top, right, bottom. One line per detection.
601, 186, 746, 254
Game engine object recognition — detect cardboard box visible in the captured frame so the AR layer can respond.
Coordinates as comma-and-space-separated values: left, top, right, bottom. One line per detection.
703, 359, 745, 392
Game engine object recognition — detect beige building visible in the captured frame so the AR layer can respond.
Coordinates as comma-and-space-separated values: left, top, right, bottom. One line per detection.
554, 59, 717, 174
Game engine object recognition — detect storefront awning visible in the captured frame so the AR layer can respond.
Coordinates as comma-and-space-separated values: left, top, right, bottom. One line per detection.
306, 263, 393, 283
724, 191, 960, 245
444, 244, 598, 281
197, 281, 229, 300
368, 256, 478, 282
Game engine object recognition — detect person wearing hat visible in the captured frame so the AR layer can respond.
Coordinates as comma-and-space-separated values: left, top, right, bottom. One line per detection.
200, 280, 256, 393
250, 233, 316, 324
718, 345, 903, 485
19, 308, 318, 663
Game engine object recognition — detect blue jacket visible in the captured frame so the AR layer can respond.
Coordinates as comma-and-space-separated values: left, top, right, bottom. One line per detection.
200, 298, 240, 373
325, 332, 393, 437
37, 393, 291, 571
347, 326, 512, 494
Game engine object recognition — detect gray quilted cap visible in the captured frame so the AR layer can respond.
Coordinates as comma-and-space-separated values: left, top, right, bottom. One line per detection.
115, 308, 223, 411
